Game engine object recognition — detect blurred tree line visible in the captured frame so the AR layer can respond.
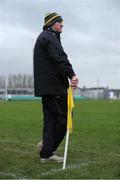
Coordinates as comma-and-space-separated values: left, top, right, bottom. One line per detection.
0, 74, 33, 88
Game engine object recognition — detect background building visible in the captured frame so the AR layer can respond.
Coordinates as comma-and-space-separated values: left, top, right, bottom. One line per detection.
0, 75, 120, 100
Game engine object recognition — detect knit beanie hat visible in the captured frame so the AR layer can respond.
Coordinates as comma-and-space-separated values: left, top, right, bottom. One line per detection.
44, 12, 63, 27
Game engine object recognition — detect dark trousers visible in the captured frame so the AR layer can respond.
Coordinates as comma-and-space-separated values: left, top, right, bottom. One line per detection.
40, 94, 67, 158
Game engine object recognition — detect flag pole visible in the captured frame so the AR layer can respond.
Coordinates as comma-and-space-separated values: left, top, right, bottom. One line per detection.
63, 86, 74, 170
63, 129, 70, 170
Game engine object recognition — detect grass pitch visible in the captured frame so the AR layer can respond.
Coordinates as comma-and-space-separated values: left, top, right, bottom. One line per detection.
0, 100, 120, 179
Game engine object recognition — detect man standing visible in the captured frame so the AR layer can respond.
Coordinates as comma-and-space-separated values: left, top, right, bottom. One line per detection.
34, 12, 78, 162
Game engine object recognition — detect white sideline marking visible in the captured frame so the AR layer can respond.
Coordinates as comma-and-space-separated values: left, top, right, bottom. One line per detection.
0, 139, 20, 143
0, 172, 26, 179
2, 147, 32, 155
0, 172, 17, 178
0, 139, 35, 146
41, 160, 94, 176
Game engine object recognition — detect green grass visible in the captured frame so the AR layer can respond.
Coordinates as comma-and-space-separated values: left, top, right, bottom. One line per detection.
0, 100, 120, 179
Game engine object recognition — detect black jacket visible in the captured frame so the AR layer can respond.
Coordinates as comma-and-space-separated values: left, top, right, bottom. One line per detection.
33, 28, 75, 97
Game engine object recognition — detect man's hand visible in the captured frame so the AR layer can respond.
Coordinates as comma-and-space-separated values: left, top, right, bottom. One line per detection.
70, 76, 78, 89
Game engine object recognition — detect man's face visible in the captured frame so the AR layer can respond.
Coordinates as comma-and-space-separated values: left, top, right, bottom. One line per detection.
52, 21, 64, 33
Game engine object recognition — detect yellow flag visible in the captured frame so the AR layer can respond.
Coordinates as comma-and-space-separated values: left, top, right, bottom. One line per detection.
67, 86, 74, 133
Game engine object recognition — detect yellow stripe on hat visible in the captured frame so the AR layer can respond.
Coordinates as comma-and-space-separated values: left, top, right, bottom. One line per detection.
44, 14, 60, 25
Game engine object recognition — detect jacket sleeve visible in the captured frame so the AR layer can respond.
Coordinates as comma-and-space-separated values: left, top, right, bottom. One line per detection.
47, 34, 76, 79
